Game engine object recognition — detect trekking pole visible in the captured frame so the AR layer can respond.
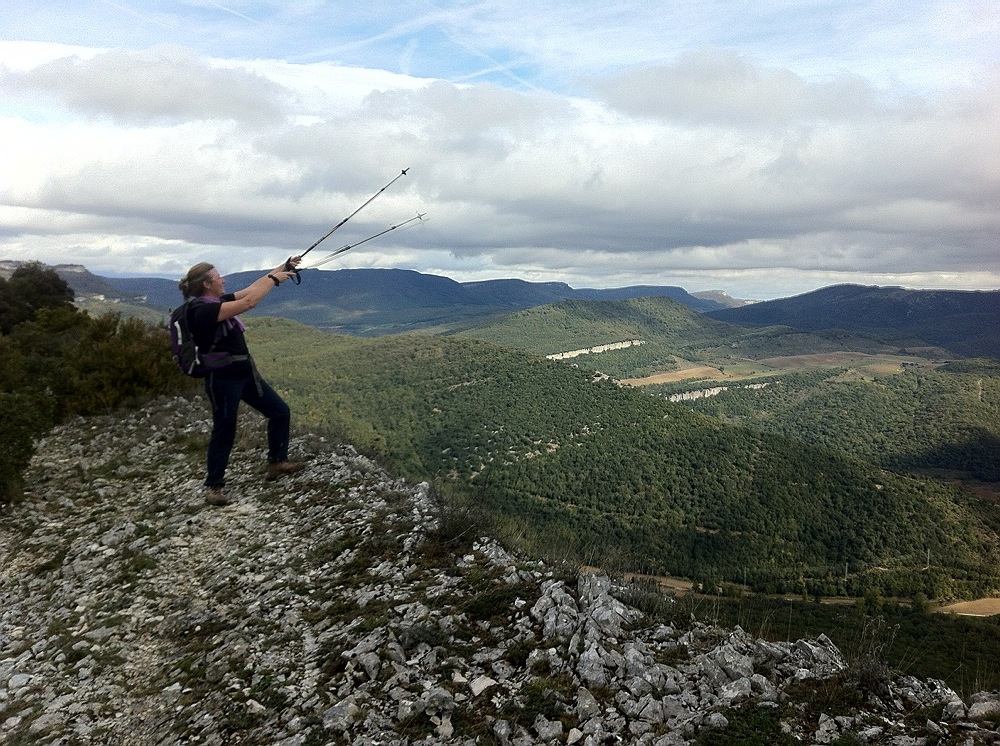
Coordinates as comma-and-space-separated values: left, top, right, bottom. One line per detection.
285, 168, 410, 283
306, 213, 427, 270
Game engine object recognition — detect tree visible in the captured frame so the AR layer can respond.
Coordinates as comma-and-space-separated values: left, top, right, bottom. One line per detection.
0, 263, 75, 334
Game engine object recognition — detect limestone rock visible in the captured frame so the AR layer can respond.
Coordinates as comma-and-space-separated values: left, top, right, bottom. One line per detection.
1, 396, 995, 746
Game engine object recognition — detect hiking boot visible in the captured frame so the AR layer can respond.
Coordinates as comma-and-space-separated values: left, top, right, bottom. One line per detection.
266, 461, 306, 481
204, 486, 232, 506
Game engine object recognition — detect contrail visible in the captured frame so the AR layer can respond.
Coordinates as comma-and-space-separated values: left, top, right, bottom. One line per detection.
297, 13, 446, 61
203, 0, 266, 26
299, 0, 545, 93
101, 0, 267, 32
418, 0, 545, 92
100, 0, 180, 32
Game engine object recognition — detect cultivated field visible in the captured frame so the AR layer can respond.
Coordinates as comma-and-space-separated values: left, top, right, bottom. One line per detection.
756, 352, 940, 373
619, 365, 726, 386
935, 598, 1000, 617
620, 352, 941, 387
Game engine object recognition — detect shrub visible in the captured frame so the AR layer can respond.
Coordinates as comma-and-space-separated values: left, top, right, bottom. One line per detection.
0, 262, 74, 334
61, 313, 192, 415
693, 703, 798, 745
0, 390, 56, 502
1, 264, 195, 497
8, 308, 193, 417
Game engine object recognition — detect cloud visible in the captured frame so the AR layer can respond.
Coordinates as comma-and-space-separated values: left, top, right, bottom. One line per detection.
2, 45, 292, 124
590, 50, 901, 126
1, 6, 998, 301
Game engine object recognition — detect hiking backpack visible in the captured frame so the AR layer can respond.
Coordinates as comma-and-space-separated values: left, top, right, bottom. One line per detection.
169, 299, 246, 377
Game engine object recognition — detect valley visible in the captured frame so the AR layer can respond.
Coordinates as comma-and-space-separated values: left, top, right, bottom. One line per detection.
238, 318, 1000, 607
5, 263, 1000, 706
7, 262, 999, 607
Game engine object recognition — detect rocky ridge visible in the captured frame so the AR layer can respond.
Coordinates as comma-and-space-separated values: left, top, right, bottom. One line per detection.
2, 396, 999, 745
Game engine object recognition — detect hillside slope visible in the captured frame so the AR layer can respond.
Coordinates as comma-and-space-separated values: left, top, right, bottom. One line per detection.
457, 296, 734, 356
247, 319, 1000, 597
3, 397, 1000, 744
659, 362, 1000, 483
707, 284, 1000, 358
456, 296, 919, 378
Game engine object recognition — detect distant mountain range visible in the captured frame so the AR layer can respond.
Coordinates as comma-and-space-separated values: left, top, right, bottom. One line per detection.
4, 261, 997, 358
138, 268, 726, 311
707, 284, 1000, 359
36, 264, 735, 334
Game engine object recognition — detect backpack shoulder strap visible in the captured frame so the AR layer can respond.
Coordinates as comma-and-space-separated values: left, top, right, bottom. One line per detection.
185, 297, 228, 348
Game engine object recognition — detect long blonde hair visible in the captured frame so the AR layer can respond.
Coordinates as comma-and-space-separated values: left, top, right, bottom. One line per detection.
179, 262, 215, 299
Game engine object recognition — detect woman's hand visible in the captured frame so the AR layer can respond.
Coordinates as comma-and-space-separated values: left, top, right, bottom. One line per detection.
272, 256, 301, 274
268, 256, 302, 284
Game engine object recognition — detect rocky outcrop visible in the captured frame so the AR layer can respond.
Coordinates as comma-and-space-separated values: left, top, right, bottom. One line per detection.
2, 397, 999, 744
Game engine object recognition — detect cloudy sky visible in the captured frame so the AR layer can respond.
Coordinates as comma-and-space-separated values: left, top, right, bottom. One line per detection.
1, 1, 997, 299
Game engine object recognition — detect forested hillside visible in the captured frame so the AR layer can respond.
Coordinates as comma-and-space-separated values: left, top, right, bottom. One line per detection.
653, 361, 1000, 483
6, 262, 1000, 736
457, 296, 732, 356
249, 318, 1000, 600
456, 296, 918, 379
707, 284, 1000, 358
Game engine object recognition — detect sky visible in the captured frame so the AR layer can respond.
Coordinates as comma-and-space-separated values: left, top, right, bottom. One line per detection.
1, 1, 998, 300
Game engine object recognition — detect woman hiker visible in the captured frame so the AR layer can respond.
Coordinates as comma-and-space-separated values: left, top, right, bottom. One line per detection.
178, 259, 306, 505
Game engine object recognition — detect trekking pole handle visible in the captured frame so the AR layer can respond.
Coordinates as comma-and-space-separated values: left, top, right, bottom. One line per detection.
284, 255, 303, 285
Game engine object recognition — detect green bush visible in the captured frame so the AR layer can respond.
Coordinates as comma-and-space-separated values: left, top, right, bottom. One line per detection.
7, 307, 191, 415
63, 313, 191, 415
0, 262, 75, 334
693, 703, 797, 745
0, 390, 56, 502
1, 264, 194, 500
